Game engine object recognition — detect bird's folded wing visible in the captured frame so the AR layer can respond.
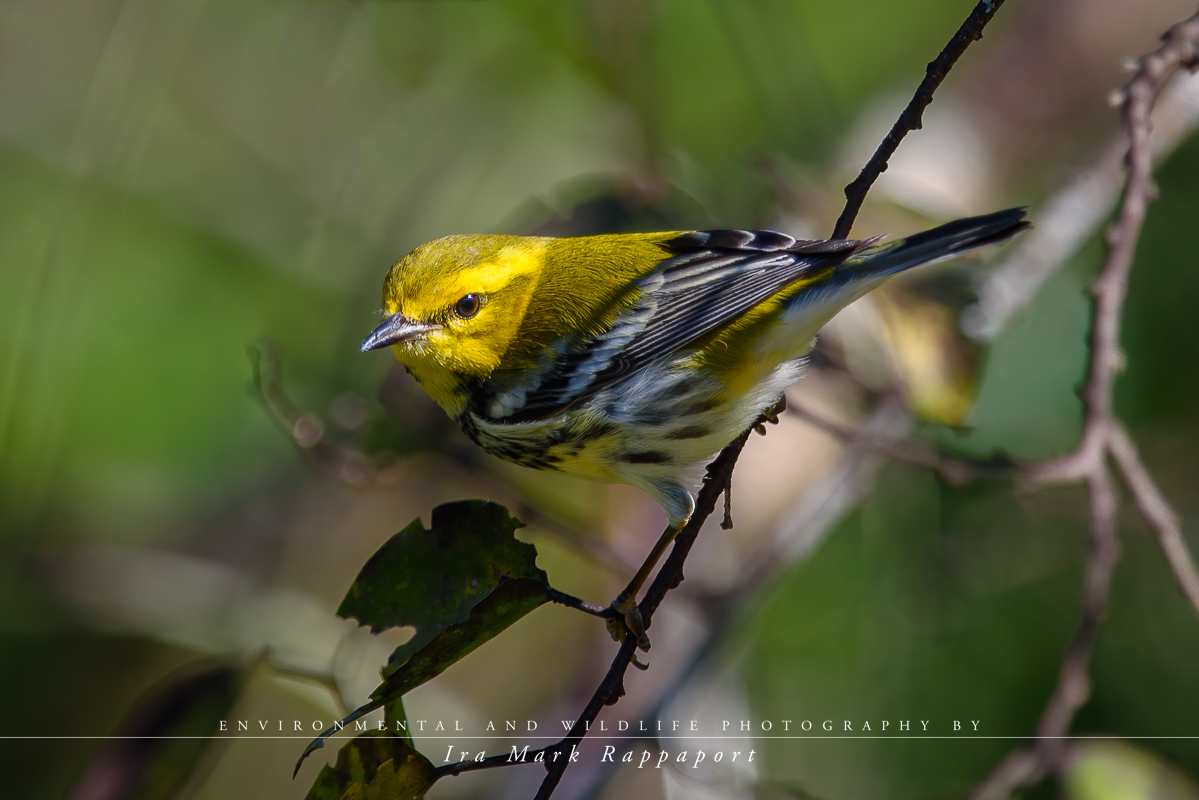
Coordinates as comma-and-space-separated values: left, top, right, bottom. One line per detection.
488, 230, 876, 423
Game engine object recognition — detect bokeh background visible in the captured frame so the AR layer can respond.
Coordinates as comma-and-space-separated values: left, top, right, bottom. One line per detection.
3, 1, 1199, 799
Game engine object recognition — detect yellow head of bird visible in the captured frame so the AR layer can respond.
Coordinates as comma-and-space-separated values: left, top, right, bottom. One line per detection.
361, 234, 550, 386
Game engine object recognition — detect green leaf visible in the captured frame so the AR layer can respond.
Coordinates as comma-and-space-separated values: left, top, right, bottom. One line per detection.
337, 500, 546, 674
304, 731, 435, 800
297, 577, 549, 772
340, 758, 431, 800
298, 501, 553, 774
367, 577, 549, 703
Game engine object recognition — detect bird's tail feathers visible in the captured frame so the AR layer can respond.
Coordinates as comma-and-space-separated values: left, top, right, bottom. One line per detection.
847, 207, 1029, 280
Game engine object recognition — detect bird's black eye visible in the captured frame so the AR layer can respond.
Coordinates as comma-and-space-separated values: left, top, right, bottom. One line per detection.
454, 293, 481, 319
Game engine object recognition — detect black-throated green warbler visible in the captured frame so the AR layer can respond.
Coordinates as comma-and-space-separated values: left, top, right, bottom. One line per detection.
361, 208, 1028, 648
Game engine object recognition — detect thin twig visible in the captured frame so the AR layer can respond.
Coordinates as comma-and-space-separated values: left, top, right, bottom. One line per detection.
1037, 468, 1120, 745
971, 10, 1199, 798
830, 0, 1008, 239
248, 342, 386, 487
532, 433, 752, 799
785, 398, 1014, 485
545, 587, 620, 620
1109, 424, 1199, 618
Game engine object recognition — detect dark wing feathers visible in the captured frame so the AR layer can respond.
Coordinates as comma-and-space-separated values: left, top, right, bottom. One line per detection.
600, 252, 796, 375
668, 229, 874, 254
483, 209, 1028, 423
493, 229, 876, 422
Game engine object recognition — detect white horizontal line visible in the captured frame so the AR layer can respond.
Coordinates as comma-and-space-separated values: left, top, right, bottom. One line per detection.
3, 735, 1199, 740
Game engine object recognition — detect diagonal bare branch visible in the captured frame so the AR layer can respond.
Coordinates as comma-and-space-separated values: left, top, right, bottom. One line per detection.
831, 0, 1008, 239
1109, 423, 1199, 618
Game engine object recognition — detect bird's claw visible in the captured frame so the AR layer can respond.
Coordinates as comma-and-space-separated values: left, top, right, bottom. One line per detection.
755, 395, 788, 434
608, 593, 651, 652
762, 394, 788, 424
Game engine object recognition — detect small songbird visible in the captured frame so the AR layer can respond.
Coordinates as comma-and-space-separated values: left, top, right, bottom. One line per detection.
361, 208, 1028, 648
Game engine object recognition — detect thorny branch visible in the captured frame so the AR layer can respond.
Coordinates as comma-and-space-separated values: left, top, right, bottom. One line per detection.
532, 431, 752, 799
970, 11, 1199, 800
830, 0, 1008, 240
1109, 426, 1199, 614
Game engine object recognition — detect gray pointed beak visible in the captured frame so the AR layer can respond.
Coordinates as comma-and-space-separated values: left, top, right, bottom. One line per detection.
359, 313, 441, 352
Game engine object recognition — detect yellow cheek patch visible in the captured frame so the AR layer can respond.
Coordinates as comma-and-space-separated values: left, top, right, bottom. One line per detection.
426, 328, 502, 376
397, 240, 549, 378
393, 347, 469, 417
